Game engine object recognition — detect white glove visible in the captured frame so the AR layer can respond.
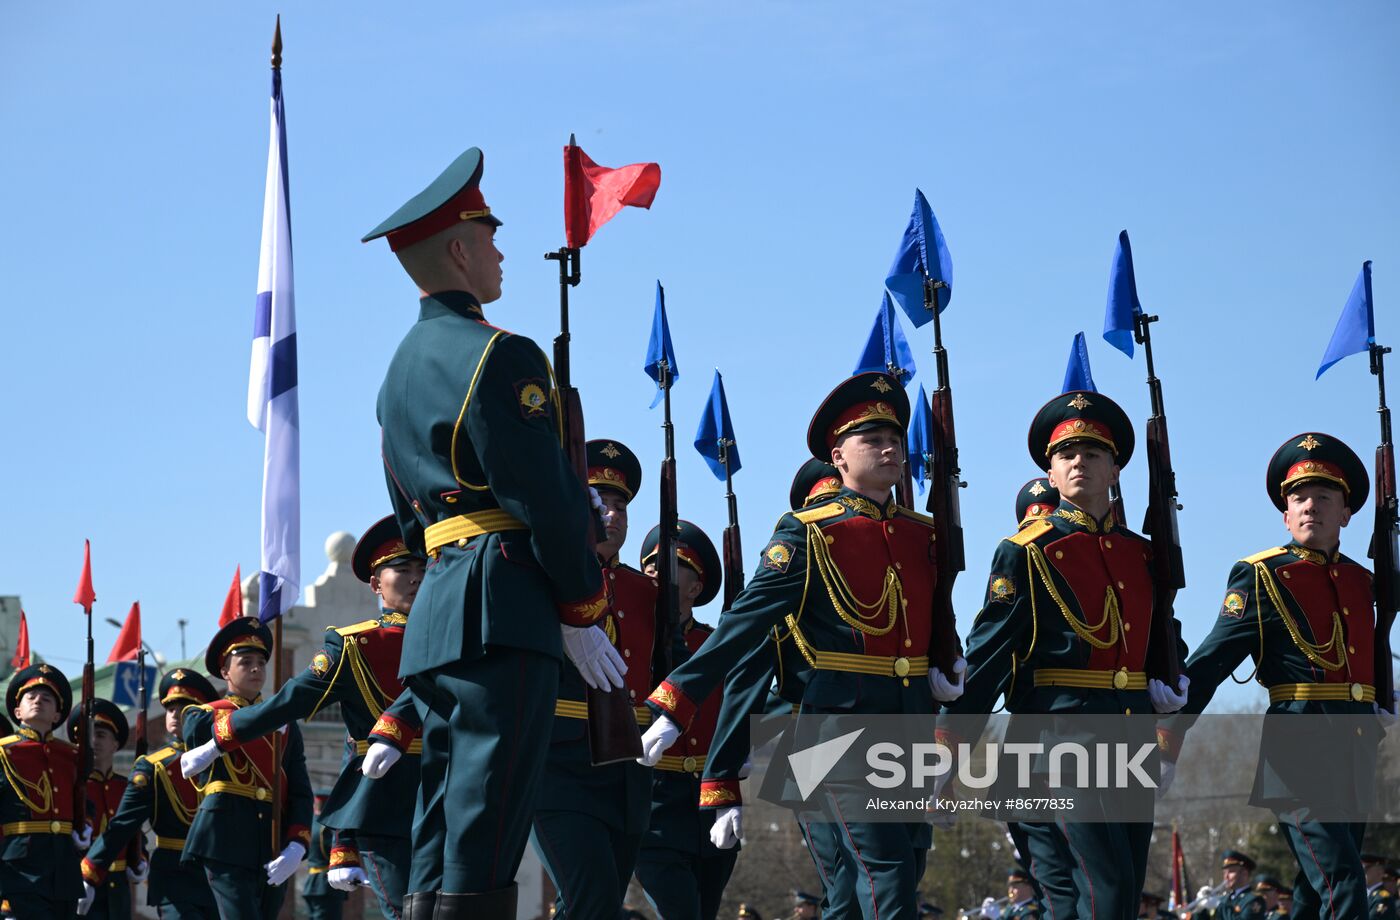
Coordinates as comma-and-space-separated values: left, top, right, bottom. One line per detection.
1157, 759, 1177, 799
77, 882, 96, 915
637, 715, 682, 766
328, 866, 369, 891
360, 742, 402, 779
265, 841, 306, 887
929, 657, 967, 702
1376, 691, 1400, 730
126, 860, 149, 882
72, 824, 93, 851
561, 624, 627, 690
180, 738, 221, 778
1148, 674, 1190, 714
980, 895, 1001, 919
710, 805, 743, 849
588, 486, 614, 526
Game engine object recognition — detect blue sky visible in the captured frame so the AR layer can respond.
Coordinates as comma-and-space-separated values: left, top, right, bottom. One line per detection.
2, 3, 1396, 708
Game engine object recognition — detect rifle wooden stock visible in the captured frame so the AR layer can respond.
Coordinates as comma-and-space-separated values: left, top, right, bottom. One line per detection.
927, 385, 963, 675
1142, 416, 1183, 686
1373, 442, 1397, 711
722, 523, 744, 610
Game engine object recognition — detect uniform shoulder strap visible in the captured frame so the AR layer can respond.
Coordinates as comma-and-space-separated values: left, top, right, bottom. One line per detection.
1240, 546, 1287, 565
893, 506, 936, 527
335, 620, 380, 638
792, 501, 844, 525
1007, 519, 1053, 546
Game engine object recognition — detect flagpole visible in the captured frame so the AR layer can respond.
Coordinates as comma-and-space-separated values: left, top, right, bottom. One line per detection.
268, 15, 284, 855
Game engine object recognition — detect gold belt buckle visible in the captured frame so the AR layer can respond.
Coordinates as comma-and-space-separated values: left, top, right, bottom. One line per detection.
1113, 668, 1129, 690
893, 657, 911, 678
682, 756, 698, 772
50, 820, 62, 833
1350, 682, 1364, 701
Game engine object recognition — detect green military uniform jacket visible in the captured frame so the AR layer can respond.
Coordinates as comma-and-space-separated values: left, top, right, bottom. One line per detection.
1006, 897, 1043, 919
218, 611, 419, 842
376, 291, 607, 679
0, 726, 84, 900
1369, 883, 1394, 918
181, 695, 313, 869
82, 743, 214, 909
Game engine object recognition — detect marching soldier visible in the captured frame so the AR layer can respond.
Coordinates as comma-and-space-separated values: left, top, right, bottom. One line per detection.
0, 664, 86, 918
365, 146, 621, 919
180, 515, 426, 919
81, 670, 219, 918
529, 440, 657, 919
640, 373, 966, 918
634, 518, 732, 920
69, 698, 141, 920
302, 796, 348, 920
1159, 433, 1395, 919
181, 617, 314, 919
945, 390, 1189, 920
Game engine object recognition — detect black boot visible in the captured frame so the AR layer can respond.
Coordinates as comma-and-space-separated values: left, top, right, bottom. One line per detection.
433, 884, 517, 920
401, 890, 438, 920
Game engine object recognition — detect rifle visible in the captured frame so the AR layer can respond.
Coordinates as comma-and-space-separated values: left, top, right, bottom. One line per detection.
135, 644, 148, 758
923, 278, 963, 675
76, 607, 94, 834
1369, 342, 1397, 713
719, 439, 744, 610
652, 354, 681, 684
1133, 311, 1183, 686
545, 232, 642, 765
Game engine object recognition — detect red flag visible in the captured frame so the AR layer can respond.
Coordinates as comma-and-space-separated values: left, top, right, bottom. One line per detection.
10, 610, 29, 669
73, 539, 96, 614
1170, 826, 1189, 909
219, 566, 244, 628
563, 142, 661, 248
106, 602, 142, 663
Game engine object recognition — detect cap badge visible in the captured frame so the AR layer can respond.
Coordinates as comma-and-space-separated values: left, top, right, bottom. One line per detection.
601, 442, 621, 459
1028, 482, 1047, 496
1067, 394, 1091, 411
1298, 435, 1321, 451
870, 377, 893, 394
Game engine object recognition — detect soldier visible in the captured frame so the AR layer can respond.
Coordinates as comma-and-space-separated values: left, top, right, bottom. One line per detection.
180, 617, 313, 919
1002, 868, 1041, 919
303, 796, 348, 920
1364, 853, 1394, 918
529, 439, 657, 919
1188, 851, 1256, 919
790, 889, 820, 918
1159, 433, 1396, 919
945, 390, 1189, 920
364, 146, 622, 920
0, 664, 86, 918
68, 698, 141, 920
180, 515, 426, 919
1275, 887, 1293, 918
1238, 876, 1284, 918
1015, 477, 1059, 528
640, 373, 966, 918
81, 669, 219, 919
634, 518, 731, 920
1136, 891, 1169, 919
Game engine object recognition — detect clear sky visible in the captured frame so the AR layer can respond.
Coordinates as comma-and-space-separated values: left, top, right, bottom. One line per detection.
2, 2, 1396, 709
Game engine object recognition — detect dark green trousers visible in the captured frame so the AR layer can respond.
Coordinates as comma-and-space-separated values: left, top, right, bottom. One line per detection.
635, 843, 738, 920
1277, 814, 1366, 920
407, 649, 559, 896
820, 797, 929, 920
303, 893, 345, 920
86, 873, 131, 920
200, 860, 287, 920
1017, 821, 1084, 920
1037, 817, 1150, 920
359, 834, 410, 919
798, 815, 858, 919
152, 894, 217, 920
531, 809, 642, 919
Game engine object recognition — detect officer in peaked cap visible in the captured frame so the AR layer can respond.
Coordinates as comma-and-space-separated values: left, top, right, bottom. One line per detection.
947, 390, 1188, 920
1161, 433, 1388, 920
640, 372, 963, 917
367, 148, 620, 920
69, 698, 136, 920
1015, 477, 1060, 528
83, 670, 219, 918
1136, 891, 1170, 919
635, 519, 736, 920
791, 889, 821, 918
1238, 876, 1284, 917
530, 438, 656, 920
1, 664, 84, 918
1365, 852, 1396, 917
180, 517, 426, 919
789, 458, 842, 511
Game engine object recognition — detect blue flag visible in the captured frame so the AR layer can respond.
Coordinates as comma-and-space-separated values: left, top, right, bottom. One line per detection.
643, 280, 680, 407
1062, 331, 1097, 393
907, 385, 934, 494
694, 369, 741, 481
1317, 261, 1375, 378
885, 189, 953, 328
1103, 230, 1142, 358
853, 292, 917, 385
248, 64, 299, 622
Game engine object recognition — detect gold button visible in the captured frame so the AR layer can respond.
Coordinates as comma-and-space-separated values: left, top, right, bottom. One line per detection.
608, 572, 615, 581
360, 637, 369, 645
682, 756, 698, 772
886, 523, 895, 534
689, 737, 698, 746
616, 611, 625, 619
904, 639, 912, 647
1357, 726, 1364, 736
1282, 571, 1291, 579
894, 657, 911, 678
902, 678, 910, 687
895, 562, 903, 570
1105, 540, 1113, 549
629, 690, 637, 698
929, 533, 936, 543
1351, 682, 1364, 701
1117, 581, 1125, 590
1330, 570, 1337, 578
1124, 708, 1132, 716
826, 535, 835, 545
445, 495, 457, 503
1113, 668, 1129, 690
1123, 622, 1132, 632
1343, 607, 1351, 616
256, 788, 269, 801
1348, 646, 1356, 654
50, 821, 61, 833
623, 649, 631, 658
457, 538, 468, 549
1055, 551, 1064, 560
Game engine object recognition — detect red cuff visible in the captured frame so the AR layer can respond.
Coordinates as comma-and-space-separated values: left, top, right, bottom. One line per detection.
557, 586, 609, 626
286, 824, 311, 848
369, 714, 418, 751
1156, 727, 1182, 762
81, 857, 106, 885
648, 680, 698, 729
328, 846, 361, 868
934, 726, 960, 748
699, 779, 742, 809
